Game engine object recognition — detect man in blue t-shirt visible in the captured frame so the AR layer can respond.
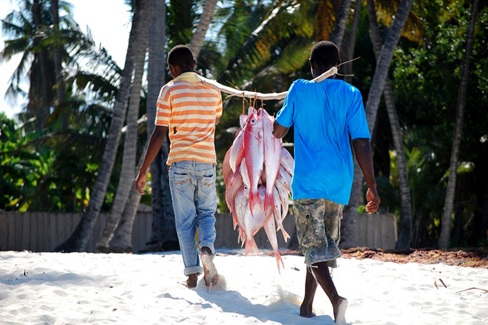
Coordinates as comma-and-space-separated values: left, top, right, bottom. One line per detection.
273, 41, 381, 325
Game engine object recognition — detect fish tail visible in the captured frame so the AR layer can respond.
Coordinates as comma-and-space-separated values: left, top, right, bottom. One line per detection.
244, 237, 259, 255
249, 190, 262, 217
264, 193, 274, 216
275, 252, 284, 273
280, 227, 290, 243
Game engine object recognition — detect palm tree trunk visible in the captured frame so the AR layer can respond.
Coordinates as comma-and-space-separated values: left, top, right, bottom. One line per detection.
337, 0, 360, 248
365, 0, 414, 130
343, 0, 361, 84
141, 1, 177, 252
438, 0, 479, 249
330, 0, 352, 48
343, 0, 414, 249
55, 0, 146, 252
103, 2, 150, 252
188, 0, 218, 58
107, 185, 142, 252
367, 0, 412, 250
32, 0, 51, 131
96, 2, 149, 252
51, 0, 67, 130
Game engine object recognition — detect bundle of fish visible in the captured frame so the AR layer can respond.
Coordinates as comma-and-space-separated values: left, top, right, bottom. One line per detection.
222, 107, 294, 271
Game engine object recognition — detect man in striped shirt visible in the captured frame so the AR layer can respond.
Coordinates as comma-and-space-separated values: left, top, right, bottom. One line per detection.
135, 45, 222, 289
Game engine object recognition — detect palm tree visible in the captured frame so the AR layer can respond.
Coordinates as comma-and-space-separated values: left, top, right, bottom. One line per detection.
50, 0, 67, 130
1, 0, 70, 131
341, 0, 361, 84
330, 0, 352, 48
365, 0, 414, 131
1, 0, 115, 130
92, 0, 149, 251
55, 0, 148, 252
188, 0, 219, 58
342, 0, 414, 249
96, 5, 149, 252
366, 0, 413, 250
438, 0, 480, 249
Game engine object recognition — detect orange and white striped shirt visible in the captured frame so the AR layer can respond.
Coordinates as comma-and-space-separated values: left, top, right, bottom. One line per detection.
155, 72, 223, 165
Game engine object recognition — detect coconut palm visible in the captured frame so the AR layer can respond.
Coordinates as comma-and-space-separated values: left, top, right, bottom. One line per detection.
0, 0, 89, 131
1, 0, 127, 213
95, 6, 149, 252
98, 1, 158, 252
330, 0, 352, 47
188, 0, 219, 58
340, 0, 415, 248
366, 0, 413, 250
438, 0, 480, 249
55, 0, 148, 252
364, 0, 414, 144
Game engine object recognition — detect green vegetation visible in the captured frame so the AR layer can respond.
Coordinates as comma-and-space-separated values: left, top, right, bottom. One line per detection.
1, 0, 487, 248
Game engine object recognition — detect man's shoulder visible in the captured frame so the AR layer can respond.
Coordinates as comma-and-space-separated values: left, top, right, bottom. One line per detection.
293, 78, 312, 86
293, 78, 351, 88
326, 79, 362, 95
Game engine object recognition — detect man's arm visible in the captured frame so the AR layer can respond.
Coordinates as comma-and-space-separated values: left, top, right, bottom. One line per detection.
352, 138, 381, 214
272, 121, 289, 139
135, 125, 168, 194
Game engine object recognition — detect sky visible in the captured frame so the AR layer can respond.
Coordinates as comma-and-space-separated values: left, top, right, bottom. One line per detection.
0, 0, 131, 120
0, 249, 487, 324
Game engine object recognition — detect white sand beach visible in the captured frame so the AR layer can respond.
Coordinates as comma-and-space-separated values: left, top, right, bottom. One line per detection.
0, 250, 487, 325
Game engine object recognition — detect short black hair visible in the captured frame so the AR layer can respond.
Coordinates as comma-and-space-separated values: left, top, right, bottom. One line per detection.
310, 41, 340, 70
167, 45, 195, 71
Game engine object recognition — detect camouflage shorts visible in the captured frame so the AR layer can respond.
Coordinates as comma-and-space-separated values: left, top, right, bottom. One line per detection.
293, 199, 343, 267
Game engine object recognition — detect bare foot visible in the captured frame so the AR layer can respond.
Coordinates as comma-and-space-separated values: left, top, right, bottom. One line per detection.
299, 302, 315, 318
201, 247, 219, 287
334, 297, 348, 325
186, 273, 198, 288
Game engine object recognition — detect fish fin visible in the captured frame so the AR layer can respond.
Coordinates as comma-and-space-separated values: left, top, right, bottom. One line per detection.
275, 251, 284, 273
279, 227, 290, 243
244, 237, 259, 255
264, 193, 275, 217
249, 191, 262, 218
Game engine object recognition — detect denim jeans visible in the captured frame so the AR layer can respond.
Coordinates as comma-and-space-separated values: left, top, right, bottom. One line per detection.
169, 161, 217, 276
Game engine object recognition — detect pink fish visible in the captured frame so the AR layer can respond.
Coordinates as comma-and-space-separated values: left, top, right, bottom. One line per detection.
280, 147, 294, 176
262, 207, 285, 272
243, 111, 264, 217
222, 148, 233, 185
239, 158, 250, 192
272, 186, 290, 241
229, 128, 245, 173
222, 107, 295, 272
277, 164, 292, 190
235, 187, 264, 254
260, 108, 282, 216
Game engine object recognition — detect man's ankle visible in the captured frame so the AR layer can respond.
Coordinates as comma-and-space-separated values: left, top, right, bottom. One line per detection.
201, 246, 213, 255
187, 273, 198, 288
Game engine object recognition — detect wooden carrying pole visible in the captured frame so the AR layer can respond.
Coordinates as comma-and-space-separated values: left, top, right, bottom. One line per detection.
197, 67, 338, 100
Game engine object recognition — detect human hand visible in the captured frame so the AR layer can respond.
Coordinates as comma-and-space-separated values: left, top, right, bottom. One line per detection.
135, 171, 147, 194
365, 187, 381, 214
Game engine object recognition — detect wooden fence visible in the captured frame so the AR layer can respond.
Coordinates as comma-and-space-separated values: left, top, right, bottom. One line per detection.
0, 211, 397, 252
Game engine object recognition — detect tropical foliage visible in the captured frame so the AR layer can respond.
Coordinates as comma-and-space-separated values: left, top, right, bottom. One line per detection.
1, 0, 487, 250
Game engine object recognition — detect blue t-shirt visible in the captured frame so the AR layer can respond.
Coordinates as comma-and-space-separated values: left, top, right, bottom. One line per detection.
275, 78, 370, 204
